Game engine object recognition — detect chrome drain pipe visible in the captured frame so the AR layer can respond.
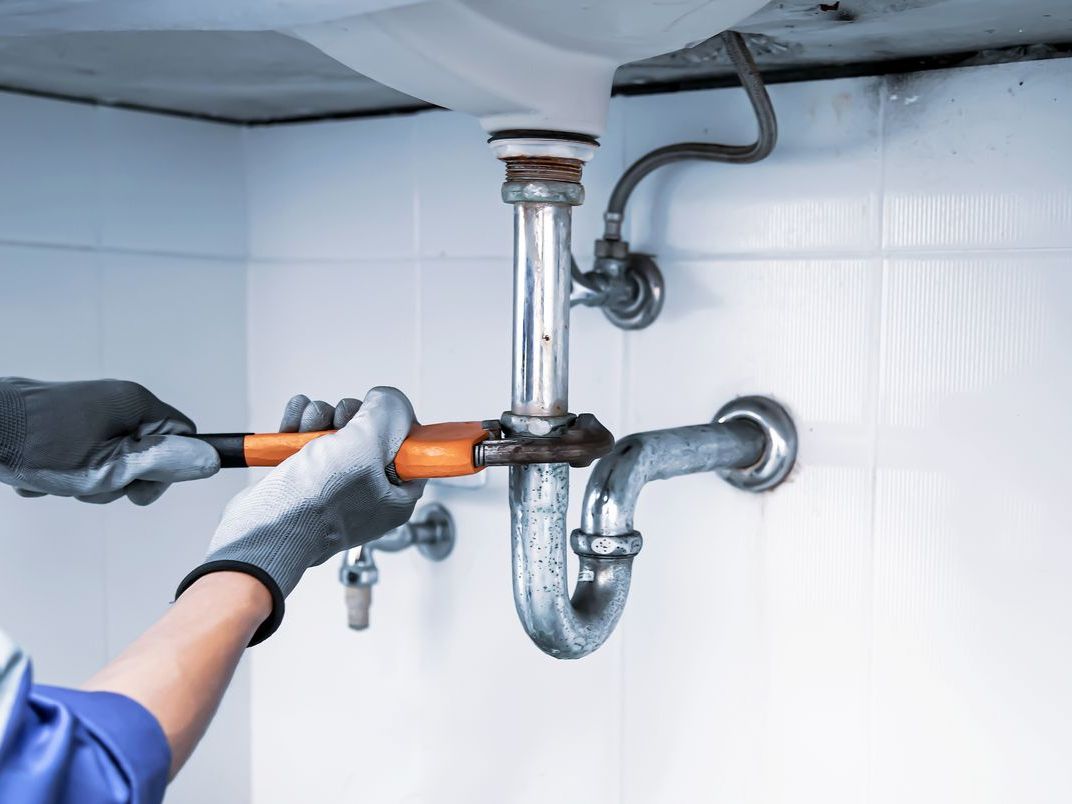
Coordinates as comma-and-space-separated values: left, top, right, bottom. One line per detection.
491, 135, 797, 660
492, 133, 602, 659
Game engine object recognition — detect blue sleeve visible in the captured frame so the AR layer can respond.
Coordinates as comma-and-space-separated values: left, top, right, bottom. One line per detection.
0, 659, 170, 804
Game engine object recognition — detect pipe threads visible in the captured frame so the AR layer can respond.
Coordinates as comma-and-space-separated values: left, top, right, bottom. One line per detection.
503, 156, 584, 184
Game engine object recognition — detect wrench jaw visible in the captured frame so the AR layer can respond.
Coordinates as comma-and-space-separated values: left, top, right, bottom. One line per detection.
483, 413, 614, 468
385, 415, 613, 484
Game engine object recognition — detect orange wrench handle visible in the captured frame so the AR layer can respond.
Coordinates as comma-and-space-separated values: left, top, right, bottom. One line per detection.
392, 421, 490, 480
194, 422, 489, 482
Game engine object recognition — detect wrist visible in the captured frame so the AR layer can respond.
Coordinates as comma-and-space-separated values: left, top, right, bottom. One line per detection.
176, 561, 285, 646
182, 572, 273, 627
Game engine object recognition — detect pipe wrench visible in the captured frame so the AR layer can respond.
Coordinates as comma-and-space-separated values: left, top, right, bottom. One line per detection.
191, 413, 613, 483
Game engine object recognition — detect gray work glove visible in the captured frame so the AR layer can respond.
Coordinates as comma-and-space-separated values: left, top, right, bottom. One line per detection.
176, 386, 426, 644
0, 377, 220, 505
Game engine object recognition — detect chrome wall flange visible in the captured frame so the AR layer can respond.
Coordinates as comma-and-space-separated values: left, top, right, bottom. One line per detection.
714, 396, 797, 492
571, 249, 665, 331
415, 503, 456, 561
602, 253, 664, 331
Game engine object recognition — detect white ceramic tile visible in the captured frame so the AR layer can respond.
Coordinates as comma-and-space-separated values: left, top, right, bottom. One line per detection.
245, 116, 417, 261
622, 464, 873, 804
620, 467, 769, 804
878, 255, 1059, 431
621, 77, 883, 257
0, 247, 105, 685
99, 252, 248, 649
0, 494, 108, 686
0, 93, 99, 247
759, 465, 871, 804
246, 259, 420, 428
621, 253, 877, 803
98, 107, 245, 257
0, 245, 101, 378
414, 112, 512, 259
98, 252, 247, 432
883, 60, 1072, 251
416, 257, 511, 421
871, 468, 1072, 804
625, 258, 882, 434
871, 253, 1072, 803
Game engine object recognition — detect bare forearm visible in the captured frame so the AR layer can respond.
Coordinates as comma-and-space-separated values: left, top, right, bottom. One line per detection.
82, 572, 271, 778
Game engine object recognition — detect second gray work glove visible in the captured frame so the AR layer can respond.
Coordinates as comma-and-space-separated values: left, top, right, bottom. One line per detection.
0, 377, 220, 505
176, 387, 426, 644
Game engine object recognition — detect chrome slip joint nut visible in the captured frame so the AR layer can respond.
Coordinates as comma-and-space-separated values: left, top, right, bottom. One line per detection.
501, 180, 584, 206
499, 411, 576, 438
571, 530, 643, 558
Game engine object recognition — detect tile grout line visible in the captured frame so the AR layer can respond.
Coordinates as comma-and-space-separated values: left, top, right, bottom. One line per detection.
93, 247, 113, 662
412, 119, 424, 410
6, 239, 1072, 266
0, 237, 248, 264
253, 245, 1072, 264
617, 326, 631, 804
864, 72, 891, 804
616, 103, 630, 804
93, 103, 113, 664
239, 120, 259, 804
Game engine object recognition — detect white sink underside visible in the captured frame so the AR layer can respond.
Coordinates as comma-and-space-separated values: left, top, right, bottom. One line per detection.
1, 1, 1069, 124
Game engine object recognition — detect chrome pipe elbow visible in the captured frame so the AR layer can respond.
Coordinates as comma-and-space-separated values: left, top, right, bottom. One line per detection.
580, 396, 797, 541
579, 419, 765, 538
510, 463, 636, 660
510, 398, 796, 660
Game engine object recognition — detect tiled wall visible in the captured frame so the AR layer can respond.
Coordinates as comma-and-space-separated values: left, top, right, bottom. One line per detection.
0, 94, 251, 803
4, 52, 1070, 804
245, 56, 1072, 804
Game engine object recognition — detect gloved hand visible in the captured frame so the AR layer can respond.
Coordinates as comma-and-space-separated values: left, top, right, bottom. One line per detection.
176, 386, 426, 644
0, 377, 220, 505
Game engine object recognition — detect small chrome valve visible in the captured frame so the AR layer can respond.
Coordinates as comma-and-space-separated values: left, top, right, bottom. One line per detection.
338, 503, 456, 630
